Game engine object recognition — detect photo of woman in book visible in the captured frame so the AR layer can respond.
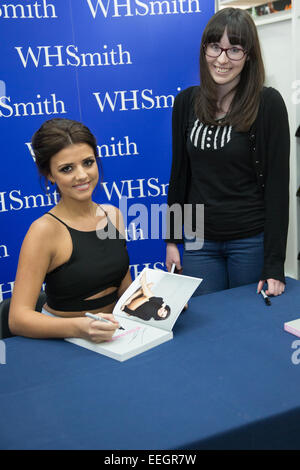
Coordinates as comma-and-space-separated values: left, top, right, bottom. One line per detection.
120, 272, 171, 321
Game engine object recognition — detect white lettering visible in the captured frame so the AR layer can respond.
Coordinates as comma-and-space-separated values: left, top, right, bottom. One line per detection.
0, 244, 9, 258
103, 454, 139, 467
15, 44, 132, 68
125, 222, 146, 241
0, 93, 67, 118
102, 178, 168, 200
127, 205, 148, 239
93, 91, 119, 112
86, 0, 111, 18
86, 0, 201, 18
0, 190, 58, 212
0, 1, 57, 19
102, 181, 127, 200
15, 46, 43, 67
113, 0, 133, 17
25, 142, 36, 160
98, 136, 139, 157
147, 177, 161, 197
0, 282, 14, 302
129, 261, 164, 279
93, 88, 175, 112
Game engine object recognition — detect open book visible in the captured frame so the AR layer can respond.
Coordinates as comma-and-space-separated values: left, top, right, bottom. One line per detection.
66, 268, 202, 361
284, 318, 300, 338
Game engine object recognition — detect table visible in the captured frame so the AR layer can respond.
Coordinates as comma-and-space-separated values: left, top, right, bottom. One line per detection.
1, 278, 300, 450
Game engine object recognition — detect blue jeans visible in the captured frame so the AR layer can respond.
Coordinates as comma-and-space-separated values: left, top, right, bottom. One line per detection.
182, 232, 264, 296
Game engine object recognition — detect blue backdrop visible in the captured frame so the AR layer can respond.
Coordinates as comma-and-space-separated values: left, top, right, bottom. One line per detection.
0, 0, 214, 300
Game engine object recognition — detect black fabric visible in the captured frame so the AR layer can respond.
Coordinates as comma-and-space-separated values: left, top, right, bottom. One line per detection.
123, 296, 164, 321
166, 86, 290, 283
186, 120, 265, 240
45, 213, 129, 311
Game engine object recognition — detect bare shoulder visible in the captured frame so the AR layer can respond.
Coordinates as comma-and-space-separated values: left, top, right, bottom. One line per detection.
27, 213, 61, 239
22, 213, 62, 255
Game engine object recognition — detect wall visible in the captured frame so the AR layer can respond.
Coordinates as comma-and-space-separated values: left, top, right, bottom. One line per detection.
0, 0, 214, 300
257, 14, 298, 278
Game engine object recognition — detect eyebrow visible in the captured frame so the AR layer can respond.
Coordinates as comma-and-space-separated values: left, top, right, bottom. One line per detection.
56, 156, 95, 169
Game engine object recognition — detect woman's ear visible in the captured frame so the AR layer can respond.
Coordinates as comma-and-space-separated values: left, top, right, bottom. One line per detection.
47, 173, 55, 185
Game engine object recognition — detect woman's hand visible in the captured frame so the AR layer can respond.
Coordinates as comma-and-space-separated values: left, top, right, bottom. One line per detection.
166, 243, 182, 273
75, 313, 119, 343
257, 279, 285, 296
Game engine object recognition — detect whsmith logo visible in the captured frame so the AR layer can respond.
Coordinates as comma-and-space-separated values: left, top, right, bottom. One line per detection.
15, 44, 132, 68
0, 93, 67, 118
93, 88, 181, 112
86, 0, 202, 18
0, 1, 57, 19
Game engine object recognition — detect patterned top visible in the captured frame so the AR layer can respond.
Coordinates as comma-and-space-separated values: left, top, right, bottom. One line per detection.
190, 119, 233, 151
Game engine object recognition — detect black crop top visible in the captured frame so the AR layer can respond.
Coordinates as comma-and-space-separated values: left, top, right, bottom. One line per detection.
44, 211, 129, 311
123, 297, 164, 321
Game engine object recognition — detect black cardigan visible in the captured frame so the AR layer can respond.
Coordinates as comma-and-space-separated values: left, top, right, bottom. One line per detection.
167, 86, 290, 283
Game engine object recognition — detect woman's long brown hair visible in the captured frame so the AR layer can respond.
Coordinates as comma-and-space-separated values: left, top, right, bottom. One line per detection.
195, 8, 265, 132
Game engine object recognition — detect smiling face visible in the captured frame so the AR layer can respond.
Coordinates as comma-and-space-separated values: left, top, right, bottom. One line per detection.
205, 29, 247, 93
48, 143, 99, 202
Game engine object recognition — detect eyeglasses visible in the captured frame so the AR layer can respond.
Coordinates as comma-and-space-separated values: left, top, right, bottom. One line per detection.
204, 43, 247, 61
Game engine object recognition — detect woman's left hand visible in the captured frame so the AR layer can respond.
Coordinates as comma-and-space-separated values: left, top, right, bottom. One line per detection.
257, 278, 285, 296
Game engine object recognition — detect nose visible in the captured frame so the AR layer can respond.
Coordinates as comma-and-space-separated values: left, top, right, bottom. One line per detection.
217, 50, 229, 64
75, 165, 88, 180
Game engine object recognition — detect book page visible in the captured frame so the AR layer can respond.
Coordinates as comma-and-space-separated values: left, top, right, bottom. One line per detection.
66, 315, 172, 361
114, 268, 202, 331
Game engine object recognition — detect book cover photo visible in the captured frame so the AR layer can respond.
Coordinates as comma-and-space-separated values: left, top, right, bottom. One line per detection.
66, 268, 202, 361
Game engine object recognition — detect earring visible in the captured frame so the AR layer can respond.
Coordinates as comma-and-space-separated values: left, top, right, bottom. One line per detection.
46, 180, 52, 194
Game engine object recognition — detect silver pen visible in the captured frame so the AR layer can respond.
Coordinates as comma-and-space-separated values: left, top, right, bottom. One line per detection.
85, 312, 125, 330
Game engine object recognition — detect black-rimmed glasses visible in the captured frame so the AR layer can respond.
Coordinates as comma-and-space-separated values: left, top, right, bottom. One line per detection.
204, 43, 247, 61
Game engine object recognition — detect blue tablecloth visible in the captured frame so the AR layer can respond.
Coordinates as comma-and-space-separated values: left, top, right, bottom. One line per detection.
1, 278, 300, 450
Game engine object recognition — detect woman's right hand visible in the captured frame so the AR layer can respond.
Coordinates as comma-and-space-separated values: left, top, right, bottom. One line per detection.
166, 243, 182, 273
75, 313, 119, 343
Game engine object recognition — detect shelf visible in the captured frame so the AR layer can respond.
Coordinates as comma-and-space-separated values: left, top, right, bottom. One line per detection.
219, 1, 271, 7
218, 1, 292, 25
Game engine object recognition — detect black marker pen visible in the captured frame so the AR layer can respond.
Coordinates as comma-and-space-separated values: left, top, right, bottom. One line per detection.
261, 289, 271, 306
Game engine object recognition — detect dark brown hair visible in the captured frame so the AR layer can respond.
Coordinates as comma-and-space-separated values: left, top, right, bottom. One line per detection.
32, 118, 99, 177
195, 8, 265, 131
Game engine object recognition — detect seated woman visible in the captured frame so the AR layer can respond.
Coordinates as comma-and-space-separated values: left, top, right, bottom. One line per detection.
121, 272, 171, 321
9, 118, 132, 343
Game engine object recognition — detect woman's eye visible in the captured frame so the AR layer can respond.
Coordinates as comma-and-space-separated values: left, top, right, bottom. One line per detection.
84, 158, 95, 166
60, 166, 72, 173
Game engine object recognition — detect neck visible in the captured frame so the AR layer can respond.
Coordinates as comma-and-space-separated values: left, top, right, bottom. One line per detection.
216, 77, 240, 113
55, 198, 97, 220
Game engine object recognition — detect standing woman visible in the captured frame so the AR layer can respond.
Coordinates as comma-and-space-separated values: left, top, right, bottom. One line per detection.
166, 8, 290, 296
9, 118, 132, 342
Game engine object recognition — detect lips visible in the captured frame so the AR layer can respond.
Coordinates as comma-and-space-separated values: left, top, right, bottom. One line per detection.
73, 182, 90, 191
214, 66, 231, 74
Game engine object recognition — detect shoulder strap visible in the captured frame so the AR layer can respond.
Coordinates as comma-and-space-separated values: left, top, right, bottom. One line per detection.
46, 212, 70, 229
97, 204, 108, 218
